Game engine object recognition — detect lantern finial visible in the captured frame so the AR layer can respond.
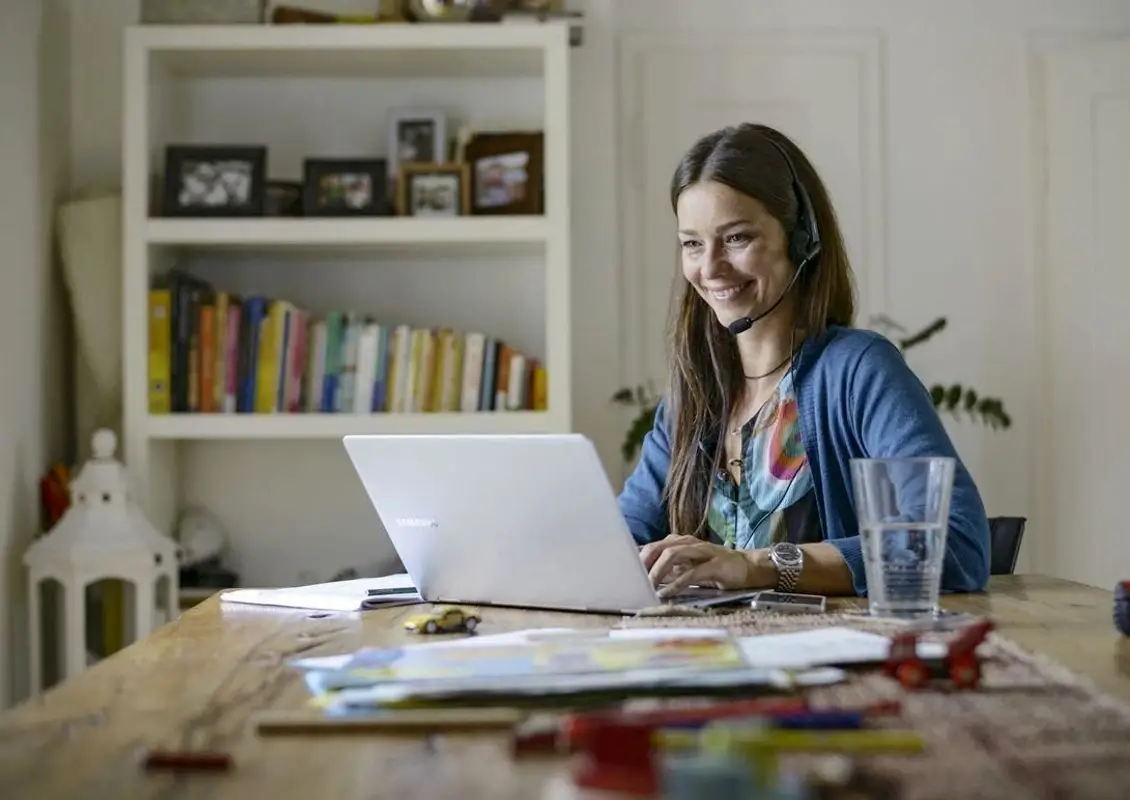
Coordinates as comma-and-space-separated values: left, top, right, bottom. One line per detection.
92, 428, 116, 460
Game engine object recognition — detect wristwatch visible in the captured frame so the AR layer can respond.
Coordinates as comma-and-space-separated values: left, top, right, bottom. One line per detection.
769, 542, 804, 592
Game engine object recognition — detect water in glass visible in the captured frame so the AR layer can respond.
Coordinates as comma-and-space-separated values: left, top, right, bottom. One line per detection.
850, 457, 955, 619
860, 522, 947, 617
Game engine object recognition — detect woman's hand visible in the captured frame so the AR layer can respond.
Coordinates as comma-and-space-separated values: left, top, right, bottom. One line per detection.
639, 534, 772, 598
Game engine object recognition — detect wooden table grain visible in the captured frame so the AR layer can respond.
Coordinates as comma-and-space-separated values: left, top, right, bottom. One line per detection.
0, 574, 1126, 799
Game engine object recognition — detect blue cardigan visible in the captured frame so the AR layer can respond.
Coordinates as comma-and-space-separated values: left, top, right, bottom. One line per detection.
617, 326, 991, 595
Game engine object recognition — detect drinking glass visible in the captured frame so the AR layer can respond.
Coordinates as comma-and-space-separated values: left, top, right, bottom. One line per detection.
849, 457, 956, 618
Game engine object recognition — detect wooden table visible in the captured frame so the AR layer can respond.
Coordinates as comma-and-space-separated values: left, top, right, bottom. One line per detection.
0, 574, 1126, 799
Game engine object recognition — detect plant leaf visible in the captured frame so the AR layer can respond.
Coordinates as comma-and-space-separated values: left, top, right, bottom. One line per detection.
945, 383, 962, 410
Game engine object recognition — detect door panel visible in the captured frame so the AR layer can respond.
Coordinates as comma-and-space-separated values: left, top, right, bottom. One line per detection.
1042, 37, 1130, 588
619, 33, 887, 393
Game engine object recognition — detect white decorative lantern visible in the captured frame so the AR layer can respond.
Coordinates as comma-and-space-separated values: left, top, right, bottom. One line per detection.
24, 429, 179, 693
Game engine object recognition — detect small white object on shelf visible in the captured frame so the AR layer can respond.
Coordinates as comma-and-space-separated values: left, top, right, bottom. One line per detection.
24, 429, 180, 693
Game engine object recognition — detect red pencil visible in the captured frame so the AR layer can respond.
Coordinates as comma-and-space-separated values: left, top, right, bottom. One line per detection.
143, 749, 233, 772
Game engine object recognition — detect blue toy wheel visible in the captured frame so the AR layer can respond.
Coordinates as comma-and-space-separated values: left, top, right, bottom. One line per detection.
1115, 582, 1130, 637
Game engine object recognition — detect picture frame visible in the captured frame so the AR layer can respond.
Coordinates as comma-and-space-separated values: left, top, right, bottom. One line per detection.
302, 158, 389, 217
161, 144, 267, 217
387, 107, 448, 182
265, 180, 303, 216
397, 163, 470, 217
463, 131, 544, 215
505, 0, 565, 13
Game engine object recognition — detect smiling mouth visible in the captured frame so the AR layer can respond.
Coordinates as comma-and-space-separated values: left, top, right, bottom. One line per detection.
708, 282, 752, 301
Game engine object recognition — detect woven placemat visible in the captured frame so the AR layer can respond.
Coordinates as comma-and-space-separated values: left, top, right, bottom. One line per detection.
616, 610, 1130, 799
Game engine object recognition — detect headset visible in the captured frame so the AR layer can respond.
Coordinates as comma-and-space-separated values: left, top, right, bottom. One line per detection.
768, 136, 822, 268
726, 134, 824, 336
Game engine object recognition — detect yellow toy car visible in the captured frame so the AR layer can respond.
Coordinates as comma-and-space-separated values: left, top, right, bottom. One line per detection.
403, 606, 481, 635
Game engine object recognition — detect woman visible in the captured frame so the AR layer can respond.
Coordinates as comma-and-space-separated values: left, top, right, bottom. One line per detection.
618, 123, 990, 599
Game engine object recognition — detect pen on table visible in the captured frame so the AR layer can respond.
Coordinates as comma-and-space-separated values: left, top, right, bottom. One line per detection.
142, 749, 233, 772
662, 710, 868, 731
658, 728, 926, 755
563, 698, 899, 735
366, 587, 417, 596
254, 708, 526, 735
564, 697, 808, 737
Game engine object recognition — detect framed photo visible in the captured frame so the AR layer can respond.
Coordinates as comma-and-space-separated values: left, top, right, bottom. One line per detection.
398, 163, 469, 217
302, 158, 388, 217
387, 108, 447, 181
505, 0, 565, 12
463, 132, 544, 215
265, 180, 303, 216
162, 145, 267, 217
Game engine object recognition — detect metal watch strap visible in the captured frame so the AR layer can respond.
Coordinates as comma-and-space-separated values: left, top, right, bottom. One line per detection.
776, 563, 800, 592
770, 543, 802, 592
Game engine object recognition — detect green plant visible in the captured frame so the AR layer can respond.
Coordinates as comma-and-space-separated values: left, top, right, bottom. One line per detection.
610, 316, 1011, 463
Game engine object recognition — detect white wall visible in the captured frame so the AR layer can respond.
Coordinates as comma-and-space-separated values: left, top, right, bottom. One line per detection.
0, 0, 71, 708
613, 0, 1130, 579
56, 0, 1130, 594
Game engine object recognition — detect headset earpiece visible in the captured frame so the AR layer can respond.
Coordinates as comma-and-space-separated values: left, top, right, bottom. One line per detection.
765, 137, 822, 269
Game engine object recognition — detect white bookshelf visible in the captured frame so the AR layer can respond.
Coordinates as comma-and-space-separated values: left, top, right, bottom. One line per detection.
122, 23, 573, 534
145, 217, 551, 250
146, 411, 556, 440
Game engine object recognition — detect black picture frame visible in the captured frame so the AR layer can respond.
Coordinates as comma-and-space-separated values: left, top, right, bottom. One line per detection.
162, 144, 267, 217
265, 180, 303, 217
302, 158, 389, 217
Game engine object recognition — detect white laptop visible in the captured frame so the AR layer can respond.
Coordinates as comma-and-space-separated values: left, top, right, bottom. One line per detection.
342, 433, 754, 614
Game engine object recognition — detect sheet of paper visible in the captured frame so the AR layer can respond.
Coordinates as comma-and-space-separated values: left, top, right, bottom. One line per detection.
289, 627, 731, 671
324, 663, 847, 709
220, 573, 418, 612
737, 626, 947, 669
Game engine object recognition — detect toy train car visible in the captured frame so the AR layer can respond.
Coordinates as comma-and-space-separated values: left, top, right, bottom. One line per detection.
884, 619, 994, 690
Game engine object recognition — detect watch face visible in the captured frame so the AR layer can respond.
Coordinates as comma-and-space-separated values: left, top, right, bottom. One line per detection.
773, 542, 803, 566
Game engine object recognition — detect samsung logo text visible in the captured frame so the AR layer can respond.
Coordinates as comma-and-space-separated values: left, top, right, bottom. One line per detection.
395, 517, 439, 529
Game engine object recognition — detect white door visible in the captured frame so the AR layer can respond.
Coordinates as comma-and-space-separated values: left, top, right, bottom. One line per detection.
1041, 37, 1130, 588
618, 32, 888, 403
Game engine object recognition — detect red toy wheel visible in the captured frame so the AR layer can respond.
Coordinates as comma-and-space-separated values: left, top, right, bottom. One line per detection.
949, 654, 981, 689
896, 661, 928, 688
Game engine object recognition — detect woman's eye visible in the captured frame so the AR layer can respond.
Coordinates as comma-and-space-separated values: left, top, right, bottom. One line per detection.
725, 232, 752, 245
680, 240, 701, 250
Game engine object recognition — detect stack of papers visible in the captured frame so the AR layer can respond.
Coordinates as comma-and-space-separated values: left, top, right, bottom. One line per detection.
220, 573, 420, 612
285, 627, 922, 713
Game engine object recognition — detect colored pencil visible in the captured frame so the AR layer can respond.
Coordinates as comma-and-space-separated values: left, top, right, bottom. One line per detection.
253, 708, 526, 735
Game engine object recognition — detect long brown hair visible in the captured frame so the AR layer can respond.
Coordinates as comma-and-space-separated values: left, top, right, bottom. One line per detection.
664, 123, 856, 540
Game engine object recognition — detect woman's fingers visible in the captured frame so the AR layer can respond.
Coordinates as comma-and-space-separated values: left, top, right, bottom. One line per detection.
647, 541, 714, 587
657, 561, 719, 599
639, 534, 699, 569
651, 546, 760, 598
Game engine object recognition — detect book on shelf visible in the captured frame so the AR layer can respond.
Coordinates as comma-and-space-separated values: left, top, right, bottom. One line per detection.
147, 269, 548, 416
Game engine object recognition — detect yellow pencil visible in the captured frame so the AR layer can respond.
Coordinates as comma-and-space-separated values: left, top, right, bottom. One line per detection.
659, 727, 926, 755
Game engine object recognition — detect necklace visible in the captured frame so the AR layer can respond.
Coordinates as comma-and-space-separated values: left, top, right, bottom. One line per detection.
732, 336, 800, 437
744, 351, 794, 381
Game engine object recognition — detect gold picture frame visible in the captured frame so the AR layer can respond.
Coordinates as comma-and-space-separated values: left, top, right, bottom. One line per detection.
397, 162, 470, 217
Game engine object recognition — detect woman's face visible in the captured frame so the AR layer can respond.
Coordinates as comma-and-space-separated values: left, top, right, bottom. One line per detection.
676, 180, 793, 330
